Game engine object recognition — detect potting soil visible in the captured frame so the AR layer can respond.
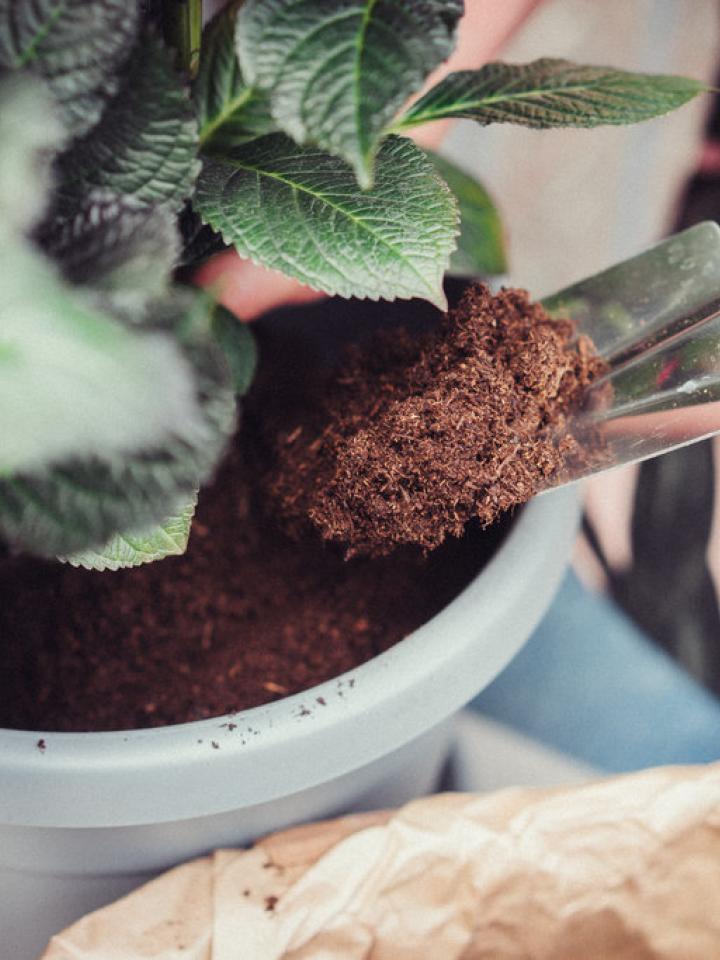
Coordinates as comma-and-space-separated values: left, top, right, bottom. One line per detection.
0, 440, 506, 732
268, 284, 606, 557
0, 284, 598, 732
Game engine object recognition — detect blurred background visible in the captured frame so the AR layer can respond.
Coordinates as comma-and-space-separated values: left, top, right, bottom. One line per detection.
445, 0, 716, 295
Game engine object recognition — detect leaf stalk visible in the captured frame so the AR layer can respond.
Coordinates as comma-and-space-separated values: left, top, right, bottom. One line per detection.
162, 0, 202, 78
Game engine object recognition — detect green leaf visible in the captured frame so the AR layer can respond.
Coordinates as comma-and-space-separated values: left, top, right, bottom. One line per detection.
212, 307, 258, 396
57, 33, 201, 211
0, 451, 199, 559
0, 290, 236, 558
0, 51, 232, 563
0, 0, 139, 137
195, 1, 276, 151
59, 496, 197, 571
237, 0, 463, 188
194, 134, 458, 307
0, 240, 209, 478
395, 59, 706, 131
41, 193, 180, 299
0, 74, 67, 234
427, 152, 507, 277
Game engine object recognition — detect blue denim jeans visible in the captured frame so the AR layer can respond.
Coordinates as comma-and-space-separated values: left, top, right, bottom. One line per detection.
472, 571, 720, 772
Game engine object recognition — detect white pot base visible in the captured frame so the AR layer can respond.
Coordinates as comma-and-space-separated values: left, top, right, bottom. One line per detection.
0, 487, 580, 959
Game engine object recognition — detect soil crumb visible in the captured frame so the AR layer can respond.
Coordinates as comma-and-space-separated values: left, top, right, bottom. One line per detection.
267, 284, 607, 557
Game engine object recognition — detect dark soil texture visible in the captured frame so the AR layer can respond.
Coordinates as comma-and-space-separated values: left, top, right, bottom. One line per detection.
0, 435, 507, 734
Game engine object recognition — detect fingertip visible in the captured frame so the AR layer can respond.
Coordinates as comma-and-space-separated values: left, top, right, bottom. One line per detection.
194, 252, 324, 321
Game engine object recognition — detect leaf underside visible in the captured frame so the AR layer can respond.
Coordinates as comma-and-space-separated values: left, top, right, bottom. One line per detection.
0, 0, 139, 137
0, 445, 201, 559
59, 495, 198, 571
0, 73, 67, 232
0, 318, 236, 559
237, 0, 463, 186
0, 244, 211, 478
427, 152, 507, 277
1, 221, 236, 556
211, 307, 258, 396
194, 133, 458, 307
399, 59, 706, 130
57, 33, 200, 211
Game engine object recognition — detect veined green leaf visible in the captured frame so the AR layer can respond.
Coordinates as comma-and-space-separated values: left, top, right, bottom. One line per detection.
237, 0, 463, 187
212, 307, 258, 396
0, 289, 236, 558
0, 0, 139, 137
427, 152, 507, 277
41, 193, 180, 299
57, 33, 200, 211
0, 450, 200, 559
60, 496, 198, 571
396, 59, 706, 131
195, 1, 276, 151
194, 134, 458, 308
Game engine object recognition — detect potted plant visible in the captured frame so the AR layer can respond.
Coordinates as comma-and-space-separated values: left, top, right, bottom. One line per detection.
0, 1, 705, 956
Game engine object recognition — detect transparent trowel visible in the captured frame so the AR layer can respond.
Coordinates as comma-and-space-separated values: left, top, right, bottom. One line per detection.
538, 220, 720, 486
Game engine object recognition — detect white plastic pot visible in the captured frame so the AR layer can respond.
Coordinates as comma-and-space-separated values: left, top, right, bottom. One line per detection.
0, 484, 579, 959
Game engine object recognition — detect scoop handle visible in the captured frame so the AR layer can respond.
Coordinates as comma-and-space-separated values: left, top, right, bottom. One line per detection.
543, 221, 720, 364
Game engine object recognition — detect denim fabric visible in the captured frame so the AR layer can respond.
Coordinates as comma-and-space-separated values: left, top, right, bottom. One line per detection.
472, 570, 720, 772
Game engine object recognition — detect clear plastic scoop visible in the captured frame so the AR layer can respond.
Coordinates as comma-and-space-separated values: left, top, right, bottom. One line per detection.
540, 220, 720, 485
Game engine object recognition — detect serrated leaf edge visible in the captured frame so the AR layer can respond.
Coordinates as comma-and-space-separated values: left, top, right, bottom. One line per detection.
59, 493, 198, 571
196, 140, 458, 308
394, 61, 707, 131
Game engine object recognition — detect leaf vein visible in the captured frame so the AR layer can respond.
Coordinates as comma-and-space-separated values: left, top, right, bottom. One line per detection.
219, 148, 433, 295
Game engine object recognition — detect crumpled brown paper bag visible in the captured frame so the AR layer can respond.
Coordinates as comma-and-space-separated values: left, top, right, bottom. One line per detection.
42, 764, 720, 960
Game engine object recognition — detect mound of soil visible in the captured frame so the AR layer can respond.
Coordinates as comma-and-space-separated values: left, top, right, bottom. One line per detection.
267, 285, 606, 557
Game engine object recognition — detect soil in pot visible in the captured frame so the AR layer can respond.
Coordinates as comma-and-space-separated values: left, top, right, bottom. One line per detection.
0, 439, 508, 733
0, 284, 601, 733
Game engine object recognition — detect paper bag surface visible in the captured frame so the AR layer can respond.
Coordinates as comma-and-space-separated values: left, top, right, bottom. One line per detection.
42, 764, 720, 959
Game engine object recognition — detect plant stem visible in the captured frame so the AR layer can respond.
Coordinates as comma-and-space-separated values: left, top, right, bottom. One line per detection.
162, 0, 202, 78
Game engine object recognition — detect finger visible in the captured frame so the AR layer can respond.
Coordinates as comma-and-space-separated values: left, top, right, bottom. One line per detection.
195, 250, 324, 322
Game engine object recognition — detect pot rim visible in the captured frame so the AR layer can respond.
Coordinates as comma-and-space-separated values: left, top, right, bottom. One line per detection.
0, 486, 579, 828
